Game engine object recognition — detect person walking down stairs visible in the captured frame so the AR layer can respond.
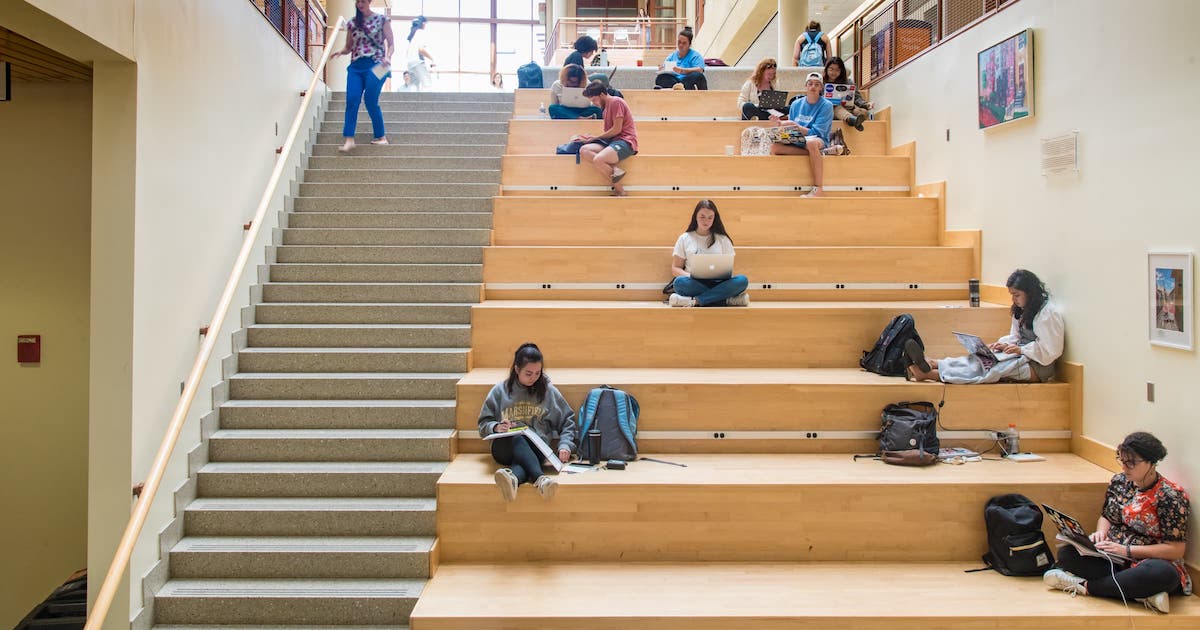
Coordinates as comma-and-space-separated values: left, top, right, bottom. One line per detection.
332, 0, 394, 152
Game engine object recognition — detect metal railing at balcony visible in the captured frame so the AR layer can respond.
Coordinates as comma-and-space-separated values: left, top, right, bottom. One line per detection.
834, 0, 1021, 88
545, 17, 688, 66
250, 0, 328, 67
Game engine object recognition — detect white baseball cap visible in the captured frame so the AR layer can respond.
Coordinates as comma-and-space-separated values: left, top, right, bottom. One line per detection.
805, 72, 823, 82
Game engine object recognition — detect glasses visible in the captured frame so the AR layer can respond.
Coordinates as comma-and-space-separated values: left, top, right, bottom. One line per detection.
1115, 453, 1144, 467
764, 64, 777, 69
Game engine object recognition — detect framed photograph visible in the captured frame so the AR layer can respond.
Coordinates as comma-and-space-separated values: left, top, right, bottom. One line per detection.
1148, 251, 1193, 350
978, 29, 1033, 129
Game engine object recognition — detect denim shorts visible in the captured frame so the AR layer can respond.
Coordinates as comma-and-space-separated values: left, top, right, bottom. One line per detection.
608, 139, 636, 161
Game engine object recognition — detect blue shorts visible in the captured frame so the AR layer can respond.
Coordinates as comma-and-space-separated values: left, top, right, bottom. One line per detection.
608, 139, 636, 161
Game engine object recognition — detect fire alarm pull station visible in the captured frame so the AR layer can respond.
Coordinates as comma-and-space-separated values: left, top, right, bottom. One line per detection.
18, 335, 41, 363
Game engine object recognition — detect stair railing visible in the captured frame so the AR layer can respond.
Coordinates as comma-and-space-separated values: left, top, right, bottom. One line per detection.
83, 15, 348, 630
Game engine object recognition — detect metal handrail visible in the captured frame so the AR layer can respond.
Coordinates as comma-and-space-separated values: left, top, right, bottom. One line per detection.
544, 17, 687, 65
83, 15, 347, 630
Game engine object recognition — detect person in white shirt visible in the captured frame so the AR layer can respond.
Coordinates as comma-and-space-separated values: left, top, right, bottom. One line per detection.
738, 58, 779, 120
906, 269, 1064, 383
667, 200, 750, 307
405, 15, 435, 91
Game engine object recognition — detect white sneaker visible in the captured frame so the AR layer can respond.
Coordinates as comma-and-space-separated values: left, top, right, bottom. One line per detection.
1137, 591, 1170, 614
493, 468, 518, 502
534, 475, 558, 500
725, 293, 750, 307
668, 293, 696, 307
1043, 568, 1087, 597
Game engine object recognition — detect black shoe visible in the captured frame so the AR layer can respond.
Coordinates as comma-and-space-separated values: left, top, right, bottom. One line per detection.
850, 116, 865, 132
903, 339, 930, 373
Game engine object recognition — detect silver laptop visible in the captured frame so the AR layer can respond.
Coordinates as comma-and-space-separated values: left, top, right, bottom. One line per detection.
559, 86, 591, 108
690, 253, 734, 280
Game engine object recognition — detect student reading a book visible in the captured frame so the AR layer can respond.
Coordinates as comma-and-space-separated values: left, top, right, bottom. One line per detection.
737, 58, 780, 120
577, 80, 639, 197
654, 27, 707, 90
330, 0, 394, 153
823, 57, 872, 131
769, 72, 832, 198
478, 343, 578, 503
1043, 432, 1190, 614
667, 200, 750, 307
906, 269, 1064, 384
549, 64, 602, 119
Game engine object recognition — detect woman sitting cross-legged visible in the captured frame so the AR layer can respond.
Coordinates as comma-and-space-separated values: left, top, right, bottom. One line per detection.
654, 27, 707, 90
906, 269, 1063, 383
738, 58, 780, 120
478, 343, 577, 502
668, 200, 750, 307
1043, 432, 1190, 614
549, 64, 603, 119
823, 56, 873, 131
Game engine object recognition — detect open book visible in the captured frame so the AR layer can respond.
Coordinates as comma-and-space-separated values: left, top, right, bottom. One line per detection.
484, 427, 565, 472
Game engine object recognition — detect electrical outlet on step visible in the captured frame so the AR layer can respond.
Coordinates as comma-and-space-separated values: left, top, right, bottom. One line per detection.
1147, 382, 1155, 402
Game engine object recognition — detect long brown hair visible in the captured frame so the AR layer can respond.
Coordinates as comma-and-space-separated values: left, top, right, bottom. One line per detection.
750, 58, 777, 89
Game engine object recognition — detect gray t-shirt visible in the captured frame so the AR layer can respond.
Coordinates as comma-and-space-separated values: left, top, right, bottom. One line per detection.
477, 381, 578, 453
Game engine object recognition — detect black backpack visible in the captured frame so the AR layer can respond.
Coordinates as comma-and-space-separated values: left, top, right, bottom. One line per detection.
860, 313, 924, 376
517, 61, 543, 88
878, 401, 939, 466
981, 494, 1054, 576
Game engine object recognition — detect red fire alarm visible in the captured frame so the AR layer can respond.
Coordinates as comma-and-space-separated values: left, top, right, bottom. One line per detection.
17, 335, 40, 363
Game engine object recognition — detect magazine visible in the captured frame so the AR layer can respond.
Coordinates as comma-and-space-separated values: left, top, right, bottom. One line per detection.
483, 427, 565, 472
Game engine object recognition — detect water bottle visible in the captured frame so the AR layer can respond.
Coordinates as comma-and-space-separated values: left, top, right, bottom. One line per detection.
599, 49, 609, 67
969, 278, 980, 307
538, 102, 547, 116
1006, 423, 1020, 456
587, 429, 603, 465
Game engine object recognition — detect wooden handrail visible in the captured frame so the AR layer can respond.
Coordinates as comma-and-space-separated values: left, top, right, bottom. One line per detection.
83, 15, 347, 630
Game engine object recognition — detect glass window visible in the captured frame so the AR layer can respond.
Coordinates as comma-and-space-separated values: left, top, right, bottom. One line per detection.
497, 0, 533, 20
421, 20, 457, 66
458, 23, 491, 73
459, 0, 491, 19
421, 1, 458, 18
391, 0, 423, 16
497, 23, 534, 74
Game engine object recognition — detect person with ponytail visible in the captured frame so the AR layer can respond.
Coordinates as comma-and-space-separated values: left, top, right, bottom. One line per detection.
404, 15, 435, 90
477, 343, 577, 502
667, 200, 750, 307
905, 269, 1064, 383
1043, 432, 1189, 614
330, 0, 394, 152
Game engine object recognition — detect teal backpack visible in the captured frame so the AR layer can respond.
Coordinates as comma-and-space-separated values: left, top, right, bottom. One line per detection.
798, 31, 824, 66
578, 386, 639, 461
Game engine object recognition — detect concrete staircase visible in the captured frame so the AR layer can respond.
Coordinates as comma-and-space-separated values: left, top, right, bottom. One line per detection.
150, 91, 512, 629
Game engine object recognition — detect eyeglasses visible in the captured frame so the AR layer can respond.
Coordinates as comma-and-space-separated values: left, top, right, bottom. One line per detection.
1115, 453, 1144, 467
764, 64, 777, 69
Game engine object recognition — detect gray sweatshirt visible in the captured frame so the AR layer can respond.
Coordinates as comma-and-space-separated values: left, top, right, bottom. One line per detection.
477, 381, 578, 453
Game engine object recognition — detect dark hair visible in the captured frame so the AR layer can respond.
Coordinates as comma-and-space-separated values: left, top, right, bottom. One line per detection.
1118, 432, 1168, 465
1006, 269, 1049, 328
807, 20, 822, 31
582, 79, 607, 98
573, 35, 599, 55
560, 64, 587, 88
824, 56, 849, 84
505, 342, 548, 402
354, 5, 367, 31
407, 15, 426, 43
678, 27, 694, 46
686, 199, 734, 249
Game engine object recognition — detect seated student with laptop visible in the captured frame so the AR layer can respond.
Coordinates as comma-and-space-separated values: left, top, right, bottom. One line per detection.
768, 72, 832, 198
549, 64, 603, 119
1043, 432, 1189, 614
905, 269, 1064, 384
667, 200, 750, 307
738, 58, 787, 120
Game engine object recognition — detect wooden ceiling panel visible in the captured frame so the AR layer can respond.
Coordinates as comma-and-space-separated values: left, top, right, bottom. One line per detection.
0, 25, 93, 82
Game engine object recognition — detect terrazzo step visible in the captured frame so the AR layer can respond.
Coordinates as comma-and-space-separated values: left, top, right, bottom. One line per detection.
291, 196, 493, 212
218, 399, 456, 430
196, 461, 448, 497
208, 428, 454, 462
251, 303, 472, 325
246, 323, 471, 347
268, 263, 482, 283
274, 245, 484, 264
227, 373, 463, 400
307, 156, 502, 171
315, 131, 509, 146
286, 211, 492, 229
331, 91, 512, 102
328, 97, 511, 111
156, 624, 408, 630
169, 536, 435, 579
154, 578, 424, 625
323, 109, 512, 123
183, 497, 437, 536
260, 283, 481, 304
319, 121, 507, 135
282, 228, 491, 246
237, 347, 468, 373
302, 168, 501, 185
311, 143, 504, 157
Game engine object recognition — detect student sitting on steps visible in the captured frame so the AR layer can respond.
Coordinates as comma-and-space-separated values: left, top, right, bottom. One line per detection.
738, 58, 780, 120
668, 199, 750, 307
577, 80, 639, 197
770, 72, 832, 198
478, 343, 577, 502
655, 27, 707, 90
905, 269, 1064, 383
823, 56, 873, 131
1043, 432, 1190, 614
549, 64, 602, 119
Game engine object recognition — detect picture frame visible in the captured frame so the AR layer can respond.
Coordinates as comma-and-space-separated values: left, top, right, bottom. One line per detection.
978, 29, 1033, 129
1148, 251, 1193, 350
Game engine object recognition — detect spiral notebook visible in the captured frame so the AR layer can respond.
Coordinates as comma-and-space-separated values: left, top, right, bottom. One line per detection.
483, 427, 564, 471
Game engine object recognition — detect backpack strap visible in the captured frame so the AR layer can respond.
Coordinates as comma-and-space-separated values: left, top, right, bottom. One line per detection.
579, 388, 602, 435
612, 390, 638, 453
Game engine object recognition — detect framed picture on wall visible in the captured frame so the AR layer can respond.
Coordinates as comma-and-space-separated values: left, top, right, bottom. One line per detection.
978, 29, 1033, 129
1148, 251, 1193, 350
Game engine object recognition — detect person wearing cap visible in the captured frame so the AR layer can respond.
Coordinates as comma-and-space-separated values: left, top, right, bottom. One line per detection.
405, 15, 435, 90
769, 71, 833, 197
576, 80, 639, 197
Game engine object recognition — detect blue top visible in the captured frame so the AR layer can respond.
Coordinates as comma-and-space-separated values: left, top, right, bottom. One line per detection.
664, 48, 705, 80
787, 95, 833, 144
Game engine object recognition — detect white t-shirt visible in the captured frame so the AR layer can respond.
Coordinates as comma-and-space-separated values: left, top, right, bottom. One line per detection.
672, 231, 735, 273
406, 29, 428, 66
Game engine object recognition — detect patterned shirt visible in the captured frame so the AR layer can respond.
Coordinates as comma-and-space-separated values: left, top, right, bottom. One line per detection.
1102, 473, 1191, 594
347, 13, 388, 63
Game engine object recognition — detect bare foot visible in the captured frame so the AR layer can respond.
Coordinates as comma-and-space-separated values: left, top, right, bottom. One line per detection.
338, 139, 356, 153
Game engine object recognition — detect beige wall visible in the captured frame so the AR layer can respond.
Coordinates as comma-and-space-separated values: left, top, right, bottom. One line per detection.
691, 0, 776, 65
0, 81, 93, 628
870, 0, 1199, 566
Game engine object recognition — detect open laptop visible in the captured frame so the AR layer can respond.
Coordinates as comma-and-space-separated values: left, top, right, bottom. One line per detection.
1042, 504, 1131, 560
690, 253, 734, 280
559, 86, 592, 108
823, 83, 857, 102
757, 89, 789, 111
953, 331, 1005, 370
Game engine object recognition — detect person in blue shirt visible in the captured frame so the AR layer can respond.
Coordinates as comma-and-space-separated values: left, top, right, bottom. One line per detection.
654, 27, 707, 90
769, 72, 833, 197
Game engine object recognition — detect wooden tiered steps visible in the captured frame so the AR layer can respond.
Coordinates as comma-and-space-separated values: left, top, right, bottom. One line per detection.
516, 89, 751, 119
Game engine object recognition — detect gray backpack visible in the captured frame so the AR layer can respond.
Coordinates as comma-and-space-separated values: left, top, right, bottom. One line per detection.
577, 386, 639, 462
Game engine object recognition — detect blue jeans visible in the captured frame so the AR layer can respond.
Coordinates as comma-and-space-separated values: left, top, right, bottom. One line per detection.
491, 434, 544, 484
673, 275, 749, 306
344, 57, 386, 139
548, 103, 603, 119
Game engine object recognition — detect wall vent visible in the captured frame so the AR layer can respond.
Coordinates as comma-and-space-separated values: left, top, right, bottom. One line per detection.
1041, 131, 1078, 175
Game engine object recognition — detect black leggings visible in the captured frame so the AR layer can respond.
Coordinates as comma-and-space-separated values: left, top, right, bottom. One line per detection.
1056, 545, 1183, 600
491, 435, 543, 484
741, 102, 772, 120
655, 73, 708, 90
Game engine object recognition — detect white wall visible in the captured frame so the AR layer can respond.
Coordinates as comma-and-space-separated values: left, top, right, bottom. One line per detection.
0, 80, 92, 629
870, 0, 1199, 566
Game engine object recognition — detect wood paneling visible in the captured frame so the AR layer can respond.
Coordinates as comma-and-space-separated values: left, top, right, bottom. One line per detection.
515, 88, 746, 118
0, 27, 92, 82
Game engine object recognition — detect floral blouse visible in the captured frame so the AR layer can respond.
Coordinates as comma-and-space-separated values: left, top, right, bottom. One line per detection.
1101, 472, 1191, 594
348, 13, 388, 63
